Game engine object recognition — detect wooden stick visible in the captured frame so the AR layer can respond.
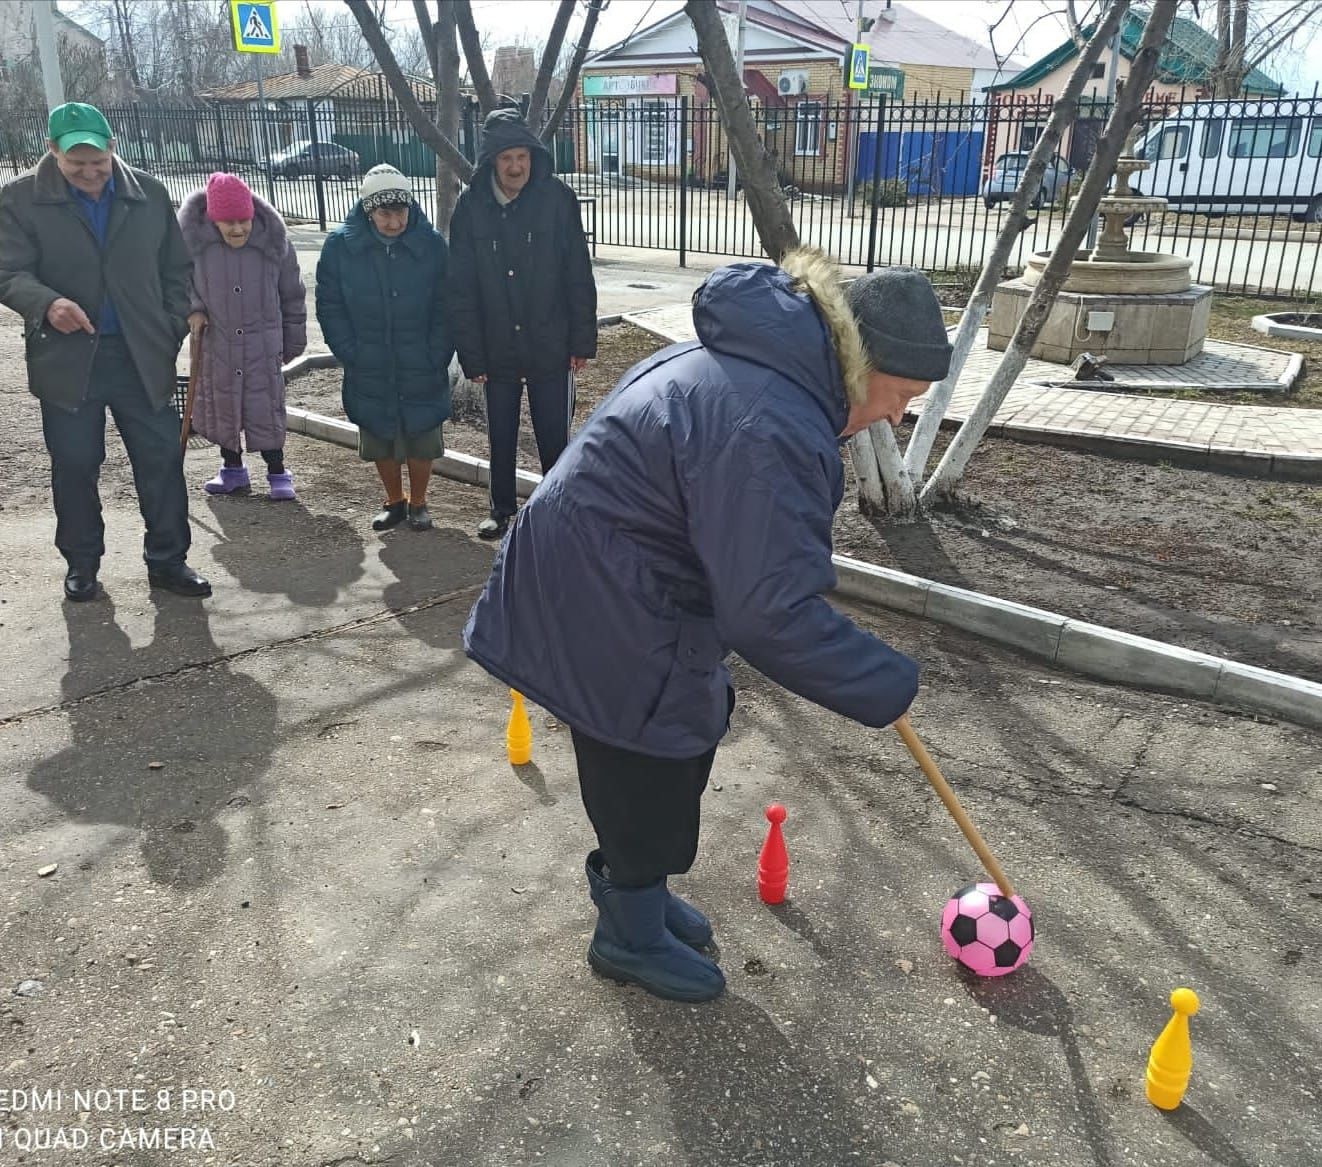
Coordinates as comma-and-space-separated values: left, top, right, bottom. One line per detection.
179, 329, 202, 454
894, 714, 1017, 899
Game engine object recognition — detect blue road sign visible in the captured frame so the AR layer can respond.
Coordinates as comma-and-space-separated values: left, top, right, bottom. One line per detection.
848, 43, 870, 91
232, 1, 280, 54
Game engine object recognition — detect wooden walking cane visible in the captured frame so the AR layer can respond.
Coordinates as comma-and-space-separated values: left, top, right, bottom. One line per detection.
179, 326, 202, 454
894, 714, 1017, 899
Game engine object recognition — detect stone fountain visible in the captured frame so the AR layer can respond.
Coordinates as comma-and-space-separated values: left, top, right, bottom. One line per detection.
988, 142, 1212, 365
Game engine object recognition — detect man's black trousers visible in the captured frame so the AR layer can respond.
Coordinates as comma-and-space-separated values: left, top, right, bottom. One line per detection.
484, 375, 571, 519
39, 336, 191, 572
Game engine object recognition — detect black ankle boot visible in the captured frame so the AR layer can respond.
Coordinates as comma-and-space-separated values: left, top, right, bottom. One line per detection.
372, 500, 408, 531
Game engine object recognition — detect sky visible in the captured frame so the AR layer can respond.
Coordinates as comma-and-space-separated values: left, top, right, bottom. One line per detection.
463, 0, 1322, 93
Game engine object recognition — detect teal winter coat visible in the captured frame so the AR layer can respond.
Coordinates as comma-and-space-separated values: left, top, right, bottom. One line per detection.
315, 202, 452, 439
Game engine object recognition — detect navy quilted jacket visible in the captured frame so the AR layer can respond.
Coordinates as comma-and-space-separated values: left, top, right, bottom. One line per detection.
463, 262, 919, 758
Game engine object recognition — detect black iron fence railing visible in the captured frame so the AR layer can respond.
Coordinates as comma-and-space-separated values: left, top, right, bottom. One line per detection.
3, 90, 1318, 297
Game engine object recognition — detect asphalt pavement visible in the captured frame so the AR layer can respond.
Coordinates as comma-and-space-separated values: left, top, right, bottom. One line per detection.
1, 421, 1319, 1166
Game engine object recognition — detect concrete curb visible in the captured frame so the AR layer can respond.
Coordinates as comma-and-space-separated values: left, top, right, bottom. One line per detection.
281, 399, 1322, 732
832, 557, 1322, 730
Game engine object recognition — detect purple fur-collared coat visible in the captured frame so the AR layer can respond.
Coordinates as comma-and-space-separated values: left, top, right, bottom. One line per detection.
178, 189, 306, 452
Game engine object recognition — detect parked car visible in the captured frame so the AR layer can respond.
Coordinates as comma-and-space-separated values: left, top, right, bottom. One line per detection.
982, 151, 1074, 210
1131, 98, 1322, 222
271, 141, 360, 180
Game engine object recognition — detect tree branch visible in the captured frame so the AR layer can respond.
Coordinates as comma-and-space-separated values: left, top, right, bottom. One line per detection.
454, 0, 499, 114
1244, 0, 1322, 74
345, 0, 473, 181
542, 0, 605, 143
412, 0, 437, 82
528, 0, 576, 128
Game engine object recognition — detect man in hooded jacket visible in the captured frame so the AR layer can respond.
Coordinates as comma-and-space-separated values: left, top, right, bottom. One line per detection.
447, 108, 597, 540
464, 248, 954, 1003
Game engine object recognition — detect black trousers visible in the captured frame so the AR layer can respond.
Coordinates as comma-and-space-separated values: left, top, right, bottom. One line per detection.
485, 375, 571, 519
40, 336, 190, 572
221, 446, 284, 471
571, 690, 734, 888
572, 730, 718, 887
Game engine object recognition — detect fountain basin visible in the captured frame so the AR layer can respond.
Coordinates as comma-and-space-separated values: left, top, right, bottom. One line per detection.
1022, 249, 1194, 294
988, 278, 1213, 365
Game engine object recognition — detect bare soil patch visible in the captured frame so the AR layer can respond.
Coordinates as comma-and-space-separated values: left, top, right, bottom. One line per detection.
287, 322, 1322, 681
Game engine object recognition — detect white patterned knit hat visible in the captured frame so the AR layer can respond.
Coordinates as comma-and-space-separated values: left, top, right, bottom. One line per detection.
359, 164, 412, 211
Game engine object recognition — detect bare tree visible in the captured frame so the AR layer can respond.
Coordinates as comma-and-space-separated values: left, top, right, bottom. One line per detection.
921, 0, 1181, 504
684, 0, 799, 260
347, 0, 600, 230
1205, 0, 1322, 96
902, 0, 1130, 489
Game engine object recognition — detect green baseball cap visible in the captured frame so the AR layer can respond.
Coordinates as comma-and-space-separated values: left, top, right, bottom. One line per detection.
48, 103, 113, 152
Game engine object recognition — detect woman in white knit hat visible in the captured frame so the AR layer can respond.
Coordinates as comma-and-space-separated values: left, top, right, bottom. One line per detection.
315, 164, 452, 531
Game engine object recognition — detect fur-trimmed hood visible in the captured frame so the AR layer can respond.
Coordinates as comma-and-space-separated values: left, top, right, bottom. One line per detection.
779, 248, 870, 406
178, 186, 290, 262
691, 248, 868, 435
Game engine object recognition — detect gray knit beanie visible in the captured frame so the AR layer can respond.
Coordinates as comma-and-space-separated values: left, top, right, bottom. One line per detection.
846, 268, 953, 382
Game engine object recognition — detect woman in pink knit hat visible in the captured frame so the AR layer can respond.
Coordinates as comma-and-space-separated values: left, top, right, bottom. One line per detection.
178, 172, 307, 498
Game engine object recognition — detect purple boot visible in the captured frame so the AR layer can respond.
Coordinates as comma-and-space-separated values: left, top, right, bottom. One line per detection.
203, 465, 250, 495
267, 471, 296, 501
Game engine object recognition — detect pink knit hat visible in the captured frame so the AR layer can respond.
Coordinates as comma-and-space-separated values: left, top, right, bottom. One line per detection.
205, 172, 254, 222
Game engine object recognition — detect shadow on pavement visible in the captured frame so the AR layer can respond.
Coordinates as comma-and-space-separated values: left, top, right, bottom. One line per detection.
204, 493, 365, 606
28, 595, 278, 888
622, 988, 888, 1164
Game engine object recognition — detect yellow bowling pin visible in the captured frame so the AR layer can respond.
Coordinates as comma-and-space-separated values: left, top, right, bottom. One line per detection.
506, 690, 532, 765
1146, 987, 1200, 1110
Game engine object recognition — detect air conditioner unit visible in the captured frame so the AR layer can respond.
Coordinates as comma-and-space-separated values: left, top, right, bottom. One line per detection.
777, 70, 810, 96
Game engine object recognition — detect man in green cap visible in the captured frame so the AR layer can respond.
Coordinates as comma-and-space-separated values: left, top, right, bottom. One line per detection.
0, 102, 210, 601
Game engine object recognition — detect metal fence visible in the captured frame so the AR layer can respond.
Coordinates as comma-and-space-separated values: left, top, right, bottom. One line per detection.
550, 90, 1322, 298
3, 90, 1319, 297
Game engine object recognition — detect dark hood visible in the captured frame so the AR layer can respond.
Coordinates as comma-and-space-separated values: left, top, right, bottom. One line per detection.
692, 263, 851, 435
475, 108, 553, 188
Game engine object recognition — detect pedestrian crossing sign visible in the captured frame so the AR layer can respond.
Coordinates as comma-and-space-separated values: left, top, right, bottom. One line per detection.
231, 1, 280, 54
847, 43, 870, 90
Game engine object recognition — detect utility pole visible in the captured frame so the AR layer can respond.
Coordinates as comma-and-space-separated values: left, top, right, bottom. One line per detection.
726, 0, 747, 200
845, 0, 866, 207
33, 0, 65, 113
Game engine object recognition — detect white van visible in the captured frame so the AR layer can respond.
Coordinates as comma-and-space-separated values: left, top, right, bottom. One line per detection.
1131, 98, 1322, 222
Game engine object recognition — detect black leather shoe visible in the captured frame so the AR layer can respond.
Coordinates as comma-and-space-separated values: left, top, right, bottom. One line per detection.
407, 504, 433, 531
63, 567, 100, 602
477, 515, 509, 540
372, 500, 408, 531
148, 564, 212, 597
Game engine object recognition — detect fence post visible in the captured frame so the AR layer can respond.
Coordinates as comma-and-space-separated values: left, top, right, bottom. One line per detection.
214, 105, 229, 172
306, 98, 327, 231
678, 96, 689, 267
866, 95, 886, 272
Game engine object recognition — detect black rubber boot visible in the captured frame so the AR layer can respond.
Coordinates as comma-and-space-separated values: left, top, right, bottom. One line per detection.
584, 851, 724, 1002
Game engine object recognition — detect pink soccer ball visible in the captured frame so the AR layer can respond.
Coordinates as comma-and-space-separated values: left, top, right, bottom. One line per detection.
940, 882, 1035, 976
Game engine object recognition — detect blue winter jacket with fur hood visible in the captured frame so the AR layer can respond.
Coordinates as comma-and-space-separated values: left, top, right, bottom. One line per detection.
463, 251, 920, 758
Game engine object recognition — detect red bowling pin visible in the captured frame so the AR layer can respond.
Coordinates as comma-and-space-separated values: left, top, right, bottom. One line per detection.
758, 803, 789, 904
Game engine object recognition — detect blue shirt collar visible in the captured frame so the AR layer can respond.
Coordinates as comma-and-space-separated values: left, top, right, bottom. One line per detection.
68, 174, 115, 204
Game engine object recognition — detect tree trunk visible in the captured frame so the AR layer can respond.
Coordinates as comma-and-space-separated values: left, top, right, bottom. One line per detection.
346, 0, 474, 182
848, 432, 887, 514
902, 0, 1130, 483
435, 1, 462, 232
454, 0, 499, 115
920, 0, 1180, 506
685, 0, 799, 261
527, 0, 576, 130
542, 0, 605, 144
